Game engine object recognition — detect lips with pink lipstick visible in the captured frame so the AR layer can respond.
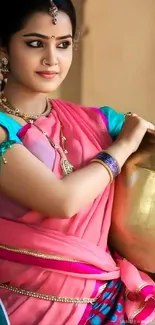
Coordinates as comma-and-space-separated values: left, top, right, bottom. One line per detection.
36, 70, 58, 79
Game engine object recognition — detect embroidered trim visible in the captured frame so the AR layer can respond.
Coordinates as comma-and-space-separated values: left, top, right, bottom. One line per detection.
0, 283, 106, 304
0, 140, 17, 165
129, 302, 146, 321
136, 283, 148, 294
0, 244, 84, 262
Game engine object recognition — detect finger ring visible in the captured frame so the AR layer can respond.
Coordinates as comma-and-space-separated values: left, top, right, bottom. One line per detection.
124, 112, 132, 116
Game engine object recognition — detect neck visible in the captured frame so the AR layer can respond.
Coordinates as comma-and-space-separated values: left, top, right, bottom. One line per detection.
3, 77, 48, 116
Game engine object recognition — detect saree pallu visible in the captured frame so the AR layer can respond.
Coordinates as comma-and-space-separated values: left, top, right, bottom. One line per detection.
0, 100, 155, 324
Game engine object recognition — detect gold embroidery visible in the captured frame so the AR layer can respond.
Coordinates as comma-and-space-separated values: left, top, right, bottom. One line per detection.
0, 244, 108, 304
0, 244, 83, 262
125, 288, 129, 298
98, 283, 107, 294
129, 302, 146, 321
0, 283, 107, 304
125, 283, 148, 300
136, 282, 147, 294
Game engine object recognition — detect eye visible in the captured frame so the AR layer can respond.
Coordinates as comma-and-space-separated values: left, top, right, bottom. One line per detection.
26, 40, 43, 48
57, 41, 71, 49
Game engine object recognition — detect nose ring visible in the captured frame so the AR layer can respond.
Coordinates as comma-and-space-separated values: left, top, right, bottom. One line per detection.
42, 59, 58, 66
42, 59, 48, 66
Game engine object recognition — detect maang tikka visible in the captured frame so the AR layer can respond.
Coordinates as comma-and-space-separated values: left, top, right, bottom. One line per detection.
49, 0, 58, 25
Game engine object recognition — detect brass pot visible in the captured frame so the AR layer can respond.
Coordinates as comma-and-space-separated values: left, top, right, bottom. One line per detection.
109, 130, 155, 275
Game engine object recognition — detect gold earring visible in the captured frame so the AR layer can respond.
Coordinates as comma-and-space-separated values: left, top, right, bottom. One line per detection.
0, 57, 9, 92
0, 57, 9, 74
73, 31, 81, 51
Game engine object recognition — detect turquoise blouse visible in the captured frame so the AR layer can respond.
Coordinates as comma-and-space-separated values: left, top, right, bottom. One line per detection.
0, 112, 22, 143
0, 107, 125, 163
100, 106, 125, 139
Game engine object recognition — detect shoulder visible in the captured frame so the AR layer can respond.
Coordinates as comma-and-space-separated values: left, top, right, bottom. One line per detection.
51, 99, 125, 138
51, 98, 98, 114
52, 98, 101, 122
0, 112, 22, 144
52, 99, 124, 118
99, 106, 124, 118
51, 98, 82, 110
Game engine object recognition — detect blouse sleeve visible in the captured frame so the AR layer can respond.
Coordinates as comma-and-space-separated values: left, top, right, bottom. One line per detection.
0, 112, 22, 143
0, 112, 22, 166
99, 106, 125, 139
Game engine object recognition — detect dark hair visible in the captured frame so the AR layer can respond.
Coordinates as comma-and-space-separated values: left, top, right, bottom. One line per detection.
0, 0, 76, 48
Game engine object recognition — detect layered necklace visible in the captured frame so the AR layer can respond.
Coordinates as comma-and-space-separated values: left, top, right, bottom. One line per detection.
0, 93, 74, 176
0, 94, 52, 123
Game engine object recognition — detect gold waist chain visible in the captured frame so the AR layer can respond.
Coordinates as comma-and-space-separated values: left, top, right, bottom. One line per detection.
0, 244, 107, 304
0, 283, 107, 304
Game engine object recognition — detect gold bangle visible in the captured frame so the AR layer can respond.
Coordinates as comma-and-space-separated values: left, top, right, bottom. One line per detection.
91, 159, 114, 183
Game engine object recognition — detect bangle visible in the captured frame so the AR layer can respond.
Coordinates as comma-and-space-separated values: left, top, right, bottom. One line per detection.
92, 151, 121, 179
91, 159, 114, 183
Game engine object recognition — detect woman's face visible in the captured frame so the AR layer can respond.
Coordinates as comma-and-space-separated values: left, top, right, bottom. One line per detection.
5, 10, 73, 93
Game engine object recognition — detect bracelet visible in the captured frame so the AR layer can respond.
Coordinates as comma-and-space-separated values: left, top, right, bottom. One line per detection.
92, 151, 121, 179
91, 159, 114, 183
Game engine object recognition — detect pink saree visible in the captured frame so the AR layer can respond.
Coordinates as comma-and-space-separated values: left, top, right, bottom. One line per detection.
0, 99, 155, 324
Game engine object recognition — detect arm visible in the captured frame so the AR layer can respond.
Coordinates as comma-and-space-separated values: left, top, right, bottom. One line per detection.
0, 127, 130, 219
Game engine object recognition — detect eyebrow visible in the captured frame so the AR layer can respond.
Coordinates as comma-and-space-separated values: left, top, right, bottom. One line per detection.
23, 33, 73, 40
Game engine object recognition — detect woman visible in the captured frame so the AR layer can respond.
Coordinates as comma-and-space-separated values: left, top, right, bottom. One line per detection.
0, 0, 154, 324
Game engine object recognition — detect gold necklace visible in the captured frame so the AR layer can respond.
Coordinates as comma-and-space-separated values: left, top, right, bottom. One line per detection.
0, 93, 74, 176
0, 93, 52, 123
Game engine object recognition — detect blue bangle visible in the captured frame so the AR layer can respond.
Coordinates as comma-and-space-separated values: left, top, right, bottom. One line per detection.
95, 151, 120, 178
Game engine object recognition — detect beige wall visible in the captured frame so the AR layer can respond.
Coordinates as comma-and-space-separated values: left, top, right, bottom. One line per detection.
81, 0, 155, 122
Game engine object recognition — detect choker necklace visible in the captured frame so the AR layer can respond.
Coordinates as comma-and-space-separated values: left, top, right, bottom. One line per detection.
0, 93, 52, 123
0, 93, 74, 175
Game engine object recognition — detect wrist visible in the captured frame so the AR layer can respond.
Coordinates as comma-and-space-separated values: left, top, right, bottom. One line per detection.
108, 140, 133, 167
91, 150, 121, 182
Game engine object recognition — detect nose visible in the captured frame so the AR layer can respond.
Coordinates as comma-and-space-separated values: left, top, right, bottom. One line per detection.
43, 45, 58, 67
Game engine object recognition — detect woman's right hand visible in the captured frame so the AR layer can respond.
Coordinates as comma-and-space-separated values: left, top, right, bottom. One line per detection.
116, 113, 154, 154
